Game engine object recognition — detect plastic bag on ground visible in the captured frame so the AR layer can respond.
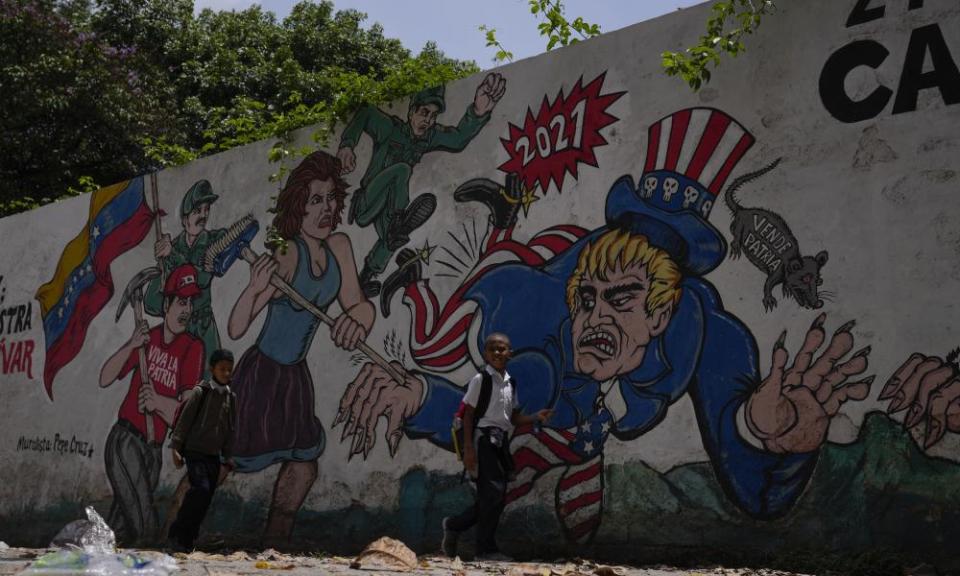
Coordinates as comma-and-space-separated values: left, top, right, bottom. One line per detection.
20, 550, 177, 576
49, 506, 116, 554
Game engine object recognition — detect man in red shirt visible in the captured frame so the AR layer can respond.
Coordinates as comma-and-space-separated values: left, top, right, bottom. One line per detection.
99, 264, 205, 546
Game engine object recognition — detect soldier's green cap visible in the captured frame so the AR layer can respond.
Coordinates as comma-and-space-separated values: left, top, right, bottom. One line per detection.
410, 84, 445, 113
180, 180, 218, 217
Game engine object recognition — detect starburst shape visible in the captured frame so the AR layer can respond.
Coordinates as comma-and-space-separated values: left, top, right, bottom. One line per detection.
415, 239, 436, 266
499, 185, 540, 218
518, 186, 540, 217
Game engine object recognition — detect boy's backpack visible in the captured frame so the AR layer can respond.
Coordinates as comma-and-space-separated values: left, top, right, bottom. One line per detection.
451, 371, 493, 461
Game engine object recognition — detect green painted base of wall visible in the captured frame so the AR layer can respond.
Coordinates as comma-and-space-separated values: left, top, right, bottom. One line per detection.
4, 413, 958, 575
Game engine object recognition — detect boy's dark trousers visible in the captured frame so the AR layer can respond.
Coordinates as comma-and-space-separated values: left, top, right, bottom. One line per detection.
168, 451, 221, 548
447, 428, 512, 554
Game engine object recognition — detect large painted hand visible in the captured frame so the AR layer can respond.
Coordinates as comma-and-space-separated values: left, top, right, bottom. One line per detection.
334, 362, 424, 459
474, 72, 506, 115
746, 313, 874, 454
880, 353, 960, 449
337, 147, 356, 175
331, 312, 367, 351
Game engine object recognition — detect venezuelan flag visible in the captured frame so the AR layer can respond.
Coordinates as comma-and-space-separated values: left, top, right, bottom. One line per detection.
36, 177, 155, 399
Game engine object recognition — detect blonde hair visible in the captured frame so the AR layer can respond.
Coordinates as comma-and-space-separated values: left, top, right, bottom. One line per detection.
566, 229, 682, 316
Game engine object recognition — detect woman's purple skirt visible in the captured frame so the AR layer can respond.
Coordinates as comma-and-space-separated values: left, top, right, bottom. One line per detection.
231, 346, 325, 473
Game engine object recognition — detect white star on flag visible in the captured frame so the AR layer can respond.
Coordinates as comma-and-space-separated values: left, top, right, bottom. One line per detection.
92, 226, 100, 239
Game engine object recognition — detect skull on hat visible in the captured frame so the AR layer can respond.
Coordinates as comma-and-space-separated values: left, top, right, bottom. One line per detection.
641, 176, 658, 199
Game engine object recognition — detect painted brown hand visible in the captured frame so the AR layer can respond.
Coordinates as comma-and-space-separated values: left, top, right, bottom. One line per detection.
746, 314, 874, 454
474, 72, 507, 116
880, 352, 960, 449
333, 362, 424, 459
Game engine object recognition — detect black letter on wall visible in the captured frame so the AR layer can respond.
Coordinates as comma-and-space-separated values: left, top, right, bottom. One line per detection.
820, 40, 893, 122
847, 0, 885, 27
893, 24, 960, 115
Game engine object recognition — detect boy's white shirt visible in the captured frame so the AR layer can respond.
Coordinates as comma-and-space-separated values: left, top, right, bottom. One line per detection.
463, 364, 516, 432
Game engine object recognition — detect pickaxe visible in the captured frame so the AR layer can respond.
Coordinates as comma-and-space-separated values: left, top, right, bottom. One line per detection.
116, 266, 162, 443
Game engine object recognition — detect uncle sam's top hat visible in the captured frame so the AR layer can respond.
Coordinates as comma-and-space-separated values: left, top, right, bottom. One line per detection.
605, 107, 756, 276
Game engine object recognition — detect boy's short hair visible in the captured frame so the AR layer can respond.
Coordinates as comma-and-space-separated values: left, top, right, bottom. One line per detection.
484, 332, 511, 349
209, 349, 234, 366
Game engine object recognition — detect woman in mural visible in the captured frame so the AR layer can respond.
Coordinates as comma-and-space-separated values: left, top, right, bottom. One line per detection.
227, 150, 374, 544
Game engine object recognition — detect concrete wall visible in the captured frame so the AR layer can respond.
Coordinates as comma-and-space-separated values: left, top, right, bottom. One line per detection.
2, 0, 959, 569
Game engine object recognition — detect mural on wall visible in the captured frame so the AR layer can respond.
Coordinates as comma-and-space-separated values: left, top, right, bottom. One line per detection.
98, 263, 204, 546
882, 349, 960, 449
36, 177, 156, 398
8, 1, 959, 563
336, 72, 507, 300
498, 72, 624, 196
226, 150, 374, 544
336, 107, 874, 543
144, 179, 231, 372
0, 274, 37, 380
722, 158, 831, 312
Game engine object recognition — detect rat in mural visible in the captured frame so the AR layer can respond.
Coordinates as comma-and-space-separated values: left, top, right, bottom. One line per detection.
724, 158, 830, 312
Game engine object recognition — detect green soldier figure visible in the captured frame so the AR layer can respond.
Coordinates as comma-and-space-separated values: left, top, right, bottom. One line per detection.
337, 72, 507, 298
144, 180, 228, 375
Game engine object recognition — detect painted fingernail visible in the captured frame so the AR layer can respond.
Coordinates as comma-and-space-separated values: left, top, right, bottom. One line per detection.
904, 404, 924, 429
835, 320, 856, 335
861, 375, 876, 387
811, 313, 826, 330
888, 392, 907, 413
878, 378, 899, 400
776, 330, 787, 349
852, 346, 872, 359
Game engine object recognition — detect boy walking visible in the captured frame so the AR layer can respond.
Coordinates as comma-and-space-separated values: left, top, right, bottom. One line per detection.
167, 349, 237, 551
442, 333, 551, 560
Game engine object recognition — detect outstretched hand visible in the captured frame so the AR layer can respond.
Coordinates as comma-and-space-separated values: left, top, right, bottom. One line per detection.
881, 352, 960, 449
746, 313, 873, 453
335, 362, 425, 459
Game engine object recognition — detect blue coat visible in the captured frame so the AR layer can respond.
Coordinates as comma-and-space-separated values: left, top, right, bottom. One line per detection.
404, 227, 818, 519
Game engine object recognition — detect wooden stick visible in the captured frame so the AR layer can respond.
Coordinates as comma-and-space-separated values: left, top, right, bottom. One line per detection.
145, 172, 163, 439
133, 296, 156, 443
240, 247, 405, 383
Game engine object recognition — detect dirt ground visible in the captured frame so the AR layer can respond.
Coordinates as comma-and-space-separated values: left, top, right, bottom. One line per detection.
0, 544, 818, 576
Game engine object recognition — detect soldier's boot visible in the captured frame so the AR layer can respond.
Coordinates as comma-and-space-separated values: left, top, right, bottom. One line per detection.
385, 193, 437, 251
453, 173, 522, 229
359, 267, 381, 298
379, 248, 422, 318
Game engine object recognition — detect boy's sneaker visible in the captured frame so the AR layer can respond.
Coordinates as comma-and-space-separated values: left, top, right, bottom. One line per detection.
441, 517, 459, 557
